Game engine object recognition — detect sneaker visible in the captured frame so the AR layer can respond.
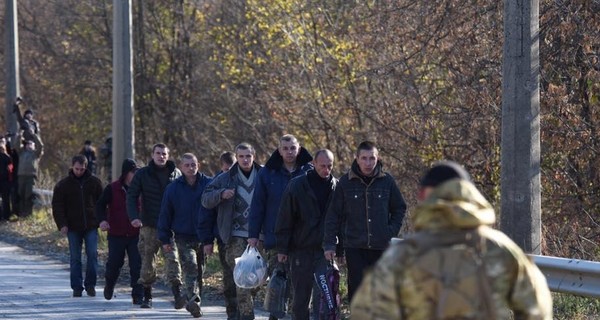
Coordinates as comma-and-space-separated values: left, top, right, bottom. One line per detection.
103, 284, 114, 300
86, 287, 96, 297
73, 289, 83, 297
185, 299, 202, 318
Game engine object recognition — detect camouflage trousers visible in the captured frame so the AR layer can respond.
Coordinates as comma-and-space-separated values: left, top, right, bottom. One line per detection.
137, 226, 182, 287
218, 241, 238, 319
226, 236, 261, 319
175, 237, 205, 301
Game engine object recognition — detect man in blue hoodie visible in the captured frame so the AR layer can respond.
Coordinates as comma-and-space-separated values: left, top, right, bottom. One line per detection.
158, 153, 214, 318
248, 134, 313, 320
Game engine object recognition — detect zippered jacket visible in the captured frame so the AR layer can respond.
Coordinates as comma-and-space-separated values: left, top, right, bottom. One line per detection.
323, 160, 407, 253
52, 169, 103, 232
126, 160, 181, 228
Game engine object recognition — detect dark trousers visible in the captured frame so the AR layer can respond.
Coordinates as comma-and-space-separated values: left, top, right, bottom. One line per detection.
105, 234, 143, 299
344, 247, 384, 302
0, 184, 11, 220
289, 249, 324, 320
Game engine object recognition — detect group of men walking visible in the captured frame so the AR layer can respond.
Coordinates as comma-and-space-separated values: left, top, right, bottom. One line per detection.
50, 133, 553, 320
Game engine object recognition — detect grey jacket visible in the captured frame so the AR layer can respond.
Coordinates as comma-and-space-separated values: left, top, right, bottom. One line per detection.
201, 162, 262, 244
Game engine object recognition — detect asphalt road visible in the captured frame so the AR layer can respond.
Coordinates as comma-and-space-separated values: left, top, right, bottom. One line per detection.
0, 241, 271, 319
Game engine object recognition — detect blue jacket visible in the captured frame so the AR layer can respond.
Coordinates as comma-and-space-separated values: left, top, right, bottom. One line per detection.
248, 147, 313, 249
157, 173, 215, 244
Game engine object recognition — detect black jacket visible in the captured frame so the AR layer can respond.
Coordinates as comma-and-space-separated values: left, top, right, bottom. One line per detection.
52, 169, 103, 232
323, 160, 407, 253
126, 160, 181, 227
276, 170, 338, 254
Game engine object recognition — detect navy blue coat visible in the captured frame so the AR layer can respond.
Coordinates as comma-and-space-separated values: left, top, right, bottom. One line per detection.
157, 173, 215, 244
248, 147, 313, 249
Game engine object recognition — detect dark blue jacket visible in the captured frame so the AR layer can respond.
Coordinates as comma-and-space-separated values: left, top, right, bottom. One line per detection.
157, 173, 215, 244
248, 147, 313, 249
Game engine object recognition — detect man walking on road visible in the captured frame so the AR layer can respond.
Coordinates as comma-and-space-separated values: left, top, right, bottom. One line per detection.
248, 134, 313, 320
127, 143, 183, 309
323, 140, 407, 302
276, 149, 338, 320
52, 155, 103, 297
158, 153, 215, 318
96, 158, 143, 304
202, 142, 262, 320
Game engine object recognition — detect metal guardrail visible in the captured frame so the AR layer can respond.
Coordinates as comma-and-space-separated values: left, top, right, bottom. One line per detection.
531, 254, 600, 298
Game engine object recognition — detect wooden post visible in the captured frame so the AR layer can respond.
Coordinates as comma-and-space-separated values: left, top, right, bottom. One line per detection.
501, 0, 541, 254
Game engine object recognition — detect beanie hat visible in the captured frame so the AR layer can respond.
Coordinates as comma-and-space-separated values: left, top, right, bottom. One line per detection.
420, 161, 470, 188
121, 158, 139, 177
24, 109, 34, 115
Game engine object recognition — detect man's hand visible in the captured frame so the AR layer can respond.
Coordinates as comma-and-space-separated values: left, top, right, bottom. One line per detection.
277, 253, 288, 263
203, 244, 214, 257
99, 221, 110, 231
221, 189, 235, 200
247, 238, 258, 248
131, 219, 142, 228
324, 250, 336, 261
60, 226, 68, 235
162, 244, 172, 253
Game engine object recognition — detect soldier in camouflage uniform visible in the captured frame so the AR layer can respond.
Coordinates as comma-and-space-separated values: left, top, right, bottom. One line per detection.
158, 153, 215, 318
202, 143, 262, 320
351, 161, 553, 320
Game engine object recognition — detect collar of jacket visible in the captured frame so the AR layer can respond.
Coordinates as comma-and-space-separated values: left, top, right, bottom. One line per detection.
264, 146, 313, 170
68, 168, 92, 180
174, 172, 208, 187
348, 159, 385, 181
147, 159, 176, 173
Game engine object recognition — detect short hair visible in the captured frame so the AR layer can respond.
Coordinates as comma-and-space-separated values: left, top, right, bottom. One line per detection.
314, 149, 334, 161
356, 141, 377, 157
220, 151, 236, 165
152, 143, 168, 153
72, 154, 88, 166
279, 134, 299, 146
420, 161, 471, 188
235, 142, 255, 155
180, 153, 198, 162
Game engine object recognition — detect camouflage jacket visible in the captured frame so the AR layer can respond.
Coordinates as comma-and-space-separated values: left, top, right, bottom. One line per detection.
350, 179, 553, 320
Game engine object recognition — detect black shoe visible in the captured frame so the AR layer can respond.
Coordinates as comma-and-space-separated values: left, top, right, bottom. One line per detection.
73, 289, 83, 297
140, 298, 152, 308
140, 287, 152, 308
185, 297, 202, 318
86, 287, 96, 297
172, 285, 186, 310
103, 284, 114, 300
132, 296, 143, 305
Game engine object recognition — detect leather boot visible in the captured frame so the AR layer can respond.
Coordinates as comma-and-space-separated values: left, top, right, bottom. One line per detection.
172, 284, 186, 310
140, 287, 152, 309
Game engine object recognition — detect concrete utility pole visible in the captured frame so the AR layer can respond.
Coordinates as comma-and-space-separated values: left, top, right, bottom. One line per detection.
4, 0, 19, 135
112, 0, 135, 175
501, 0, 541, 254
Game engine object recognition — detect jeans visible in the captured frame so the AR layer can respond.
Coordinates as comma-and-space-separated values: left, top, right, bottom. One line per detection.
105, 235, 143, 298
67, 229, 98, 291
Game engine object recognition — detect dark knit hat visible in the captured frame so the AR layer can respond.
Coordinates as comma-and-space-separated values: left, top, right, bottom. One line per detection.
24, 109, 34, 115
121, 158, 139, 177
420, 161, 471, 187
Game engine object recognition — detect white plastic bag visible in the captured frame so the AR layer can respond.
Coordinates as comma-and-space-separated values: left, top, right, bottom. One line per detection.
233, 245, 268, 289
